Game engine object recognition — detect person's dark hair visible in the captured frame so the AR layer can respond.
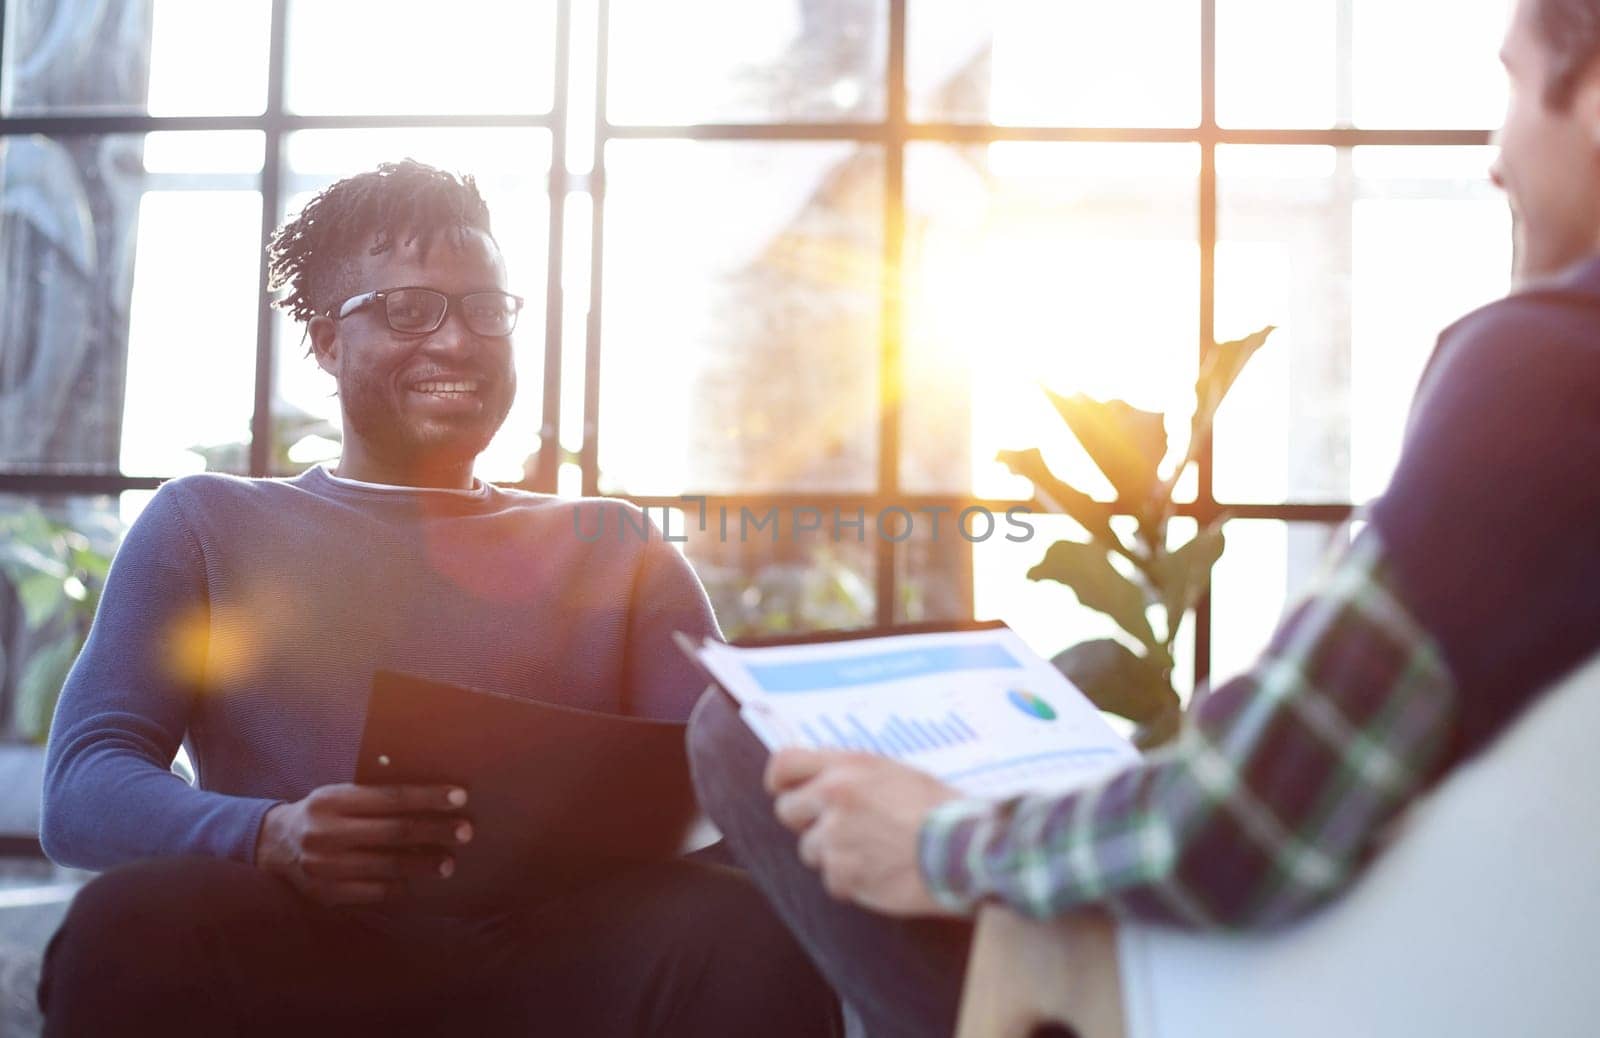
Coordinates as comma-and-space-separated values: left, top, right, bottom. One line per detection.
267, 158, 494, 325
1535, 0, 1600, 108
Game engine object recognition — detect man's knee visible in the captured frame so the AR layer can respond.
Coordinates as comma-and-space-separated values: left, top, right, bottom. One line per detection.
686, 686, 744, 761
42, 857, 274, 1009
62, 856, 274, 934
686, 688, 770, 826
630, 864, 841, 1035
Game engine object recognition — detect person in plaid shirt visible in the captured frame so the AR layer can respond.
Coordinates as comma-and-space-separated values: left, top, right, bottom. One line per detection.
917, 536, 1456, 928
687, 1, 1600, 1034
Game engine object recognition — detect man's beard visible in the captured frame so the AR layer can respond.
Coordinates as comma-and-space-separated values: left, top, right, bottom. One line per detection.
337, 368, 513, 469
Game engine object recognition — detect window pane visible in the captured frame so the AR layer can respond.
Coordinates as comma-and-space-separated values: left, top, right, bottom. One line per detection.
0, 134, 261, 476
600, 141, 883, 495
1353, 0, 1507, 129
1213, 145, 1510, 504
2, 0, 270, 116
1219, 0, 1508, 129
895, 518, 973, 626
274, 129, 551, 483
0, 492, 131, 742
284, 0, 557, 115
608, 0, 886, 124
122, 134, 267, 477
1350, 147, 1511, 500
1209, 519, 1348, 687
667, 506, 877, 638
901, 143, 1200, 500
1216, 0, 1338, 128
909, 0, 1199, 127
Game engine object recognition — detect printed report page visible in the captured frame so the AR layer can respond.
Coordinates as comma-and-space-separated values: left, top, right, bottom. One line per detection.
693, 627, 1139, 798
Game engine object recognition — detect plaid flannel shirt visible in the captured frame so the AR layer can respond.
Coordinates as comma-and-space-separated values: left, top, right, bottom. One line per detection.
918, 532, 1458, 929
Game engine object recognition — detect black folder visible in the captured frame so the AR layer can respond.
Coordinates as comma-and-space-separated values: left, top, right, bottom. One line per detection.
354, 670, 699, 910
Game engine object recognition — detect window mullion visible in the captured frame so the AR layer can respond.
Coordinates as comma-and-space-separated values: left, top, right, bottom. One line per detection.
248, 0, 290, 479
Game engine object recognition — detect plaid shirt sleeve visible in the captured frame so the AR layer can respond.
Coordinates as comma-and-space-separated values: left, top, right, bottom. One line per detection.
917, 531, 1458, 929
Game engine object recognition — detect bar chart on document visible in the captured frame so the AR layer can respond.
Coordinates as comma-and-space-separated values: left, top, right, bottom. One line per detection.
687, 626, 1140, 799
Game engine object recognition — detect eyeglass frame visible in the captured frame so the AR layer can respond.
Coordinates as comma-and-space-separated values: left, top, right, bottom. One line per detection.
329, 285, 526, 338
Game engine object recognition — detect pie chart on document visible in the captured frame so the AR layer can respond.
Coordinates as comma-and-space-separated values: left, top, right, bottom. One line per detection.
1007, 688, 1058, 722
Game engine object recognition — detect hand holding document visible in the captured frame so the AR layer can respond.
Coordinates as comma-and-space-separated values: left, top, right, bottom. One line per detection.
355, 671, 699, 910
681, 623, 1139, 799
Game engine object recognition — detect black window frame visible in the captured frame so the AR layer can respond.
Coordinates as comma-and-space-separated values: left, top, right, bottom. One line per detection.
0, 0, 1498, 693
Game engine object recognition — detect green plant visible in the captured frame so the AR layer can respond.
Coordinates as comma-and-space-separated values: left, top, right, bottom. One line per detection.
998, 326, 1276, 748
707, 545, 875, 639
0, 507, 116, 742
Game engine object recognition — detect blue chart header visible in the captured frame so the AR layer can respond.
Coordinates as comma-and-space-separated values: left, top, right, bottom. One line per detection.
746, 642, 1023, 693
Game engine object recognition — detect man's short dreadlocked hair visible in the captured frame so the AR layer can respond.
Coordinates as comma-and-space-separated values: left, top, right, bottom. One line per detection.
268, 158, 495, 324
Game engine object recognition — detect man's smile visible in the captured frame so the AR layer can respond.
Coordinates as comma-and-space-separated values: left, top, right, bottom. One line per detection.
404, 374, 491, 413
410, 378, 483, 397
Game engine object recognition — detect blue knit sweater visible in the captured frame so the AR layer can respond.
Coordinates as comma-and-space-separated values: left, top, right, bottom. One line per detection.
40, 466, 721, 870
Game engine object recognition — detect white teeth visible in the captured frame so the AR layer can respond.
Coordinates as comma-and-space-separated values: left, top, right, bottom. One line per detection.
413, 381, 478, 393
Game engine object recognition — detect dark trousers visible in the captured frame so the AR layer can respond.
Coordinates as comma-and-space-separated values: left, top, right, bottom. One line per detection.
686, 689, 973, 1038
38, 850, 841, 1037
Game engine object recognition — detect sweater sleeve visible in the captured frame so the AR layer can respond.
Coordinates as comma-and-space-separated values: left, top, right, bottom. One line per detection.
620, 508, 723, 721
917, 534, 1456, 929
40, 482, 280, 869
1369, 297, 1600, 759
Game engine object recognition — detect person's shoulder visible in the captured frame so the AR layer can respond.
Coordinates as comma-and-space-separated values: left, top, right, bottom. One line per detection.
111, 474, 261, 556
154, 471, 303, 511
480, 481, 562, 508
491, 492, 679, 563
1417, 282, 1600, 414
488, 487, 651, 524
1376, 273, 1600, 520
1439, 270, 1600, 368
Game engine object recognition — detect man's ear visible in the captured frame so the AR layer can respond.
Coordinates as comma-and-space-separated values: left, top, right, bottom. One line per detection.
308, 315, 339, 376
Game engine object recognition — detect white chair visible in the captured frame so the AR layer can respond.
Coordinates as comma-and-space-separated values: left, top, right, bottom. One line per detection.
957, 652, 1600, 1038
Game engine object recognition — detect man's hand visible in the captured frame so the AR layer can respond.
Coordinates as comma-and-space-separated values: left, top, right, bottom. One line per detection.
766, 749, 965, 918
254, 783, 473, 906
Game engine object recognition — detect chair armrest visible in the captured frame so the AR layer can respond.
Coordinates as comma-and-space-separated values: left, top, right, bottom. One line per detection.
955, 905, 1125, 1038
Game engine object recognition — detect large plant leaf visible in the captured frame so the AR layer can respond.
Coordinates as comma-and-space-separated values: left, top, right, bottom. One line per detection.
1052, 638, 1178, 725
1044, 390, 1168, 511
1193, 325, 1275, 439
1028, 540, 1158, 650
16, 635, 81, 744
1152, 523, 1226, 631
995, 447, 1115, 545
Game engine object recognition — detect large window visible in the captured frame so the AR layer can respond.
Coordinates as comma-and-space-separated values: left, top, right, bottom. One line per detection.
0, 0, 1510, 739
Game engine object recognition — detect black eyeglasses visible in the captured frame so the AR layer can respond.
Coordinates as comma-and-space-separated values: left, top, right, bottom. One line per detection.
332, 286, 525, 338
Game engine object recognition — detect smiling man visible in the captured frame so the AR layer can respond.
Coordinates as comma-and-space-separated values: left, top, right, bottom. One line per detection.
304, 215, 517, 490
686, 1, 1600, 1035
37, 160, 838, 1036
